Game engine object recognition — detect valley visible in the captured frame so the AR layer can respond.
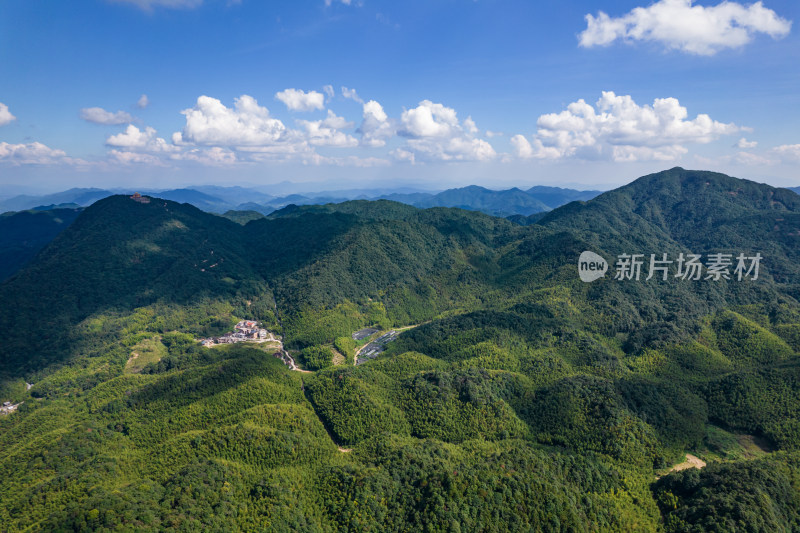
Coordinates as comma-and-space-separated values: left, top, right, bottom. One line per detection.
4, 0, 799, 529
0, 168, 799, 531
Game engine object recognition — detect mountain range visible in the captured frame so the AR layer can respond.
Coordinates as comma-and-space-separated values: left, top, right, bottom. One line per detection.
0, 168, 799, 531
0, 183, 602, 216
0, 184, 602, 281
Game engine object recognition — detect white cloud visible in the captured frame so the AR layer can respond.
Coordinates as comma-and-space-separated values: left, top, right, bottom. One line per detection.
485, 130, 503, 138
0, 142, 72, 165
463, 116, 478, 135
110, 150, 167, 166
510, 135, 561, 160
297, 110, 358, 147
0, 103, 15, 126
734, 151, 776, 165
579, 0, 792, 55
736, 137, 758, 148
137, 94, 149, 109
399, 100, 460, 138
513, 91, 740, 162
396, 101, 496, 162
175, 95, 288, 147
109, 0, 203, 10
399, 137, 496, 163
323, 85, 334, 100
81, 107, 134, 125
392, 148, 416, 164
773, 144, 800, 162
275, 88, 325, 112
171, 147, 236, 165
342, 86, 364, 104
324, 0, 354, 5
511, 135, 534, 158
107, 124, 176, 152
359, 99, 394, 147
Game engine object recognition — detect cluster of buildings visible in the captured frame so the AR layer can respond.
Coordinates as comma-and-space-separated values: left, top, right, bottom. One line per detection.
356, 330, 398, 365
200, 320, 272, 347
0, 401, 22, 415
130, 192, 150, 204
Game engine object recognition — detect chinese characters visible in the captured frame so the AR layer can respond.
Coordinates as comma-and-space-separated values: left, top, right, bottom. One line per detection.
612, 252, 762, 281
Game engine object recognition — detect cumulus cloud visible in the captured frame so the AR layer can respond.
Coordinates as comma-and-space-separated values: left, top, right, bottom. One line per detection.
137, 94, 149, 109
174, 95, 288, 147
0, 103, 15, 126
395, 100, 496, 162
0, 142, 72, 165
81, 107, 134, 125
342, 86, 364, 104
297, 110, 358, 147
510, 135, 533, 158
275, 88, 325, 112
579, 0, 792, 55
399, 100, 460, 138
107, 124, 176, 152
463, 116, 479, 135
398, 137, 496, 163
323, 85, 334, 100
359, 99, 394, 147
736, 137, 758, 148
324, 0, 354, 5
510, 135, 561, 160
513, 91, 740, 162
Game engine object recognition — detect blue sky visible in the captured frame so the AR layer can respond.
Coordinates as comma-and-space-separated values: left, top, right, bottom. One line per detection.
1, 0, 798, 193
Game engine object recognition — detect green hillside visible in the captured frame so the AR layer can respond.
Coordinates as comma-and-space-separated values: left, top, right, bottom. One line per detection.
0, 207, 83, 282
1, 169, 799, 531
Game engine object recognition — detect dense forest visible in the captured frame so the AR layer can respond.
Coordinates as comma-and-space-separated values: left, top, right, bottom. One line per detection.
1, 168, 799, 531
0, 206, 83, 282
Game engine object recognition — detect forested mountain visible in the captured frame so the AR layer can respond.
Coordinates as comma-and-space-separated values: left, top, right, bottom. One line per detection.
1, 168, 799, 531
0, 185, 601, 282
526, 185, 602, 206
0, 207, 84, 281
412, 185, 551, 215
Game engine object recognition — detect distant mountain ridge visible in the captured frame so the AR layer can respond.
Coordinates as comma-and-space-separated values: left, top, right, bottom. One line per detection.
411, 185, 550, 216
0, 183, 602, 217
0, 188, 111, 213
0, 184, 602, 280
